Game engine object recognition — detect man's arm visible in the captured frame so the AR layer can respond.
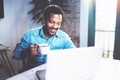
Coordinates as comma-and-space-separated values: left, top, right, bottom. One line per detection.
12, 32, 40, 60
12, 33, 31, 60
12, 42, 29, 60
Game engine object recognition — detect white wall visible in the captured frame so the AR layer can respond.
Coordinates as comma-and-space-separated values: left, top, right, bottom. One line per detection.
0, 0, 37, 50
0, 0, 38, 73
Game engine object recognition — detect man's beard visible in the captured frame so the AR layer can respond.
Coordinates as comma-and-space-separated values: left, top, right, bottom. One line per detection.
48, 27, 58, 36
43, 26, 58, 36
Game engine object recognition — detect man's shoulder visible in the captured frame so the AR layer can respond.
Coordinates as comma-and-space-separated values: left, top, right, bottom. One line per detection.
26, 27, 42, 34
28, 27, 42, 32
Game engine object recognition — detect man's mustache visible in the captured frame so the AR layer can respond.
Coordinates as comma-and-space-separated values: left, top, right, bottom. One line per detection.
48, 27, 59, 30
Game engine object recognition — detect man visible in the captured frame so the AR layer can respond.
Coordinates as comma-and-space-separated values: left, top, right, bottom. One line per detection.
12, 4, 76, 72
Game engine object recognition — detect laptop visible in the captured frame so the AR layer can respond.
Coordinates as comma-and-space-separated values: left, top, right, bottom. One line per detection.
36, 69, 46, 80
36, 47, 102, 80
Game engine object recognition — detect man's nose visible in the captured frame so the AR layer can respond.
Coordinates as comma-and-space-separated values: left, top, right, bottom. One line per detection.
52, 23, 58, 28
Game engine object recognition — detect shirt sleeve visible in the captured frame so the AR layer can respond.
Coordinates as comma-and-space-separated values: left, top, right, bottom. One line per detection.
63, 34, 76, 49
12, 32, 31, 60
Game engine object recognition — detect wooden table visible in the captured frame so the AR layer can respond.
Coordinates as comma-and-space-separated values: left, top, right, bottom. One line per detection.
7, 58, 120, 80
6, 64, 46, 80
6, 47, 120, 80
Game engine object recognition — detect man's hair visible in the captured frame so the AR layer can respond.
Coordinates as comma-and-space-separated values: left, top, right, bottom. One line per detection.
43, 4, 64, 20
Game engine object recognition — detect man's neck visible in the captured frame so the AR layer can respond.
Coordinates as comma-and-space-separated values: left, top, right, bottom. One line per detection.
43, 26, 51, 39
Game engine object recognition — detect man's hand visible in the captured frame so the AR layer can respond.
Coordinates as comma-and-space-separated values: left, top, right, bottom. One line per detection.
30, 44, 39, 56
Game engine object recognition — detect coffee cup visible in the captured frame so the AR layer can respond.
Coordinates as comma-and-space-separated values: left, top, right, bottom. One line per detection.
38, 43, 50, 55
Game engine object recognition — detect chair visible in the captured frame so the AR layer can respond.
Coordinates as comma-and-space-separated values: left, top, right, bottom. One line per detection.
0, 44, 15, 76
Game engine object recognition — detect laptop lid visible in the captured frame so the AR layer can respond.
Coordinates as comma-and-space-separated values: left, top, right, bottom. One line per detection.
45, 47, 102, 80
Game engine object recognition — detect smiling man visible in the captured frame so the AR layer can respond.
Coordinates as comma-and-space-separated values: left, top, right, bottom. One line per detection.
12, 4, 76, 73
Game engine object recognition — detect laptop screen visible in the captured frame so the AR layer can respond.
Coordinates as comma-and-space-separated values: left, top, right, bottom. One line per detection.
45, 47, 102, 80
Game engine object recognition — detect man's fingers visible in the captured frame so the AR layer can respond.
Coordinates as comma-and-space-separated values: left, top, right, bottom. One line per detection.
30, 44, 39, 55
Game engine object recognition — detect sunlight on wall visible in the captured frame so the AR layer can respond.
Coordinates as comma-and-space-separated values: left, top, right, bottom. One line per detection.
96, 0, 117, 31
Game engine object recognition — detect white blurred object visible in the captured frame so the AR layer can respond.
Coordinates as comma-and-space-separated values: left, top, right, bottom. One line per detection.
46, 47, 102, 80
93, 58, 120, 80
38, 43, 50, 55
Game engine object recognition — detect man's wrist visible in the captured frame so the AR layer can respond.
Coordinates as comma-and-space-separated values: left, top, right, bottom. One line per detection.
21, 48, 30, 59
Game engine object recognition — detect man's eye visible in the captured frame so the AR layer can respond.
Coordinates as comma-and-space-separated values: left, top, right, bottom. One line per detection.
48, 20, 53, 23
49, 21, 54, 23
57, 23, 61, 25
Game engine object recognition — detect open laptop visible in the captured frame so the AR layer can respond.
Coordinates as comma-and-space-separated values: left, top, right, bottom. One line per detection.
36, 47, 102, 80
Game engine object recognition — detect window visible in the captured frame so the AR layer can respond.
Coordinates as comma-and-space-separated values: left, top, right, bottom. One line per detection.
95, 0, 117, 58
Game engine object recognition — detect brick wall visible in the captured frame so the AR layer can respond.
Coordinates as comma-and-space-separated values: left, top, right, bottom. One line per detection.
61, 0, 80, 47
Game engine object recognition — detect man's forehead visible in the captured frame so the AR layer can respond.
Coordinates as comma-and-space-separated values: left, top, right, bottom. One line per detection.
49, 13, 62, 21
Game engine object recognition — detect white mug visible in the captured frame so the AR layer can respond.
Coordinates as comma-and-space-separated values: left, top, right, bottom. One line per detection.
38, 43, 50, 55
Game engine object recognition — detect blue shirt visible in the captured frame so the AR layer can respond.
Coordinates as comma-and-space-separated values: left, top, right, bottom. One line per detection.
12, 27, 76, 63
